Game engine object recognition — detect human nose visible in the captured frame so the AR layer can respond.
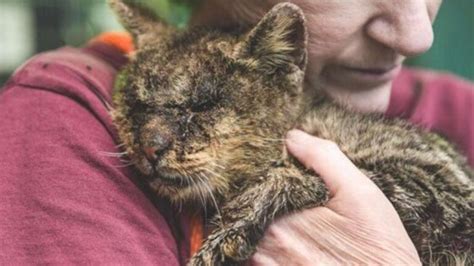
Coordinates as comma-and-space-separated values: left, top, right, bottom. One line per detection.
366, 1, 434, 57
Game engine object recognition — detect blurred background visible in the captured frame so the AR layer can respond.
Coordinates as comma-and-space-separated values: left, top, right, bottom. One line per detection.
0, 0, 472, 86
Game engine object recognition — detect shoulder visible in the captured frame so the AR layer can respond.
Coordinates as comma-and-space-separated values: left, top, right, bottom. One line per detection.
387, 67, 474, 166
396, 67, 473, 95
388, 67, 473, 120
0, 36, 183, 264
3, 40, 129, 105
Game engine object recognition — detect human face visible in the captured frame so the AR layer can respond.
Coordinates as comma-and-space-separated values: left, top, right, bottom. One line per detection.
267, 0, 442, 111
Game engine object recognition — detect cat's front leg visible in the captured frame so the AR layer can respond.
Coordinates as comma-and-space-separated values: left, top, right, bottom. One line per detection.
188, 166, 328, 266
187, 226, 246, 266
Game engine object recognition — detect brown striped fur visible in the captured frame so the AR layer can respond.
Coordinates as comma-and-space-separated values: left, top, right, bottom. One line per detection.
109, 1, 473, 265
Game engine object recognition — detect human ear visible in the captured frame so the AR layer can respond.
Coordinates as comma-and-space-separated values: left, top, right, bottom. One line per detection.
236, 3, 308, 74
108, 0, 168, 48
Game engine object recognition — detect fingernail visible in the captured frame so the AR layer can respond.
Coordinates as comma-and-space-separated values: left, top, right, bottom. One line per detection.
286, 129, 307, 146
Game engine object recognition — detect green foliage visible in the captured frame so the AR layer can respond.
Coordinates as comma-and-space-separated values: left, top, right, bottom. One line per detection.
135, 0, 199, 27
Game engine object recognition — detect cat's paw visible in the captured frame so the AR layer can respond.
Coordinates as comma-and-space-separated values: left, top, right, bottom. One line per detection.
221, 232, 255, 261
187, 252, 214, 266
188, 236, 225, 266
189, 228, 255, 266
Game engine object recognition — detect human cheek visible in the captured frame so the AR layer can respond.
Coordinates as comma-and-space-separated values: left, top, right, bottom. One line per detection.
303, 7, 369, 75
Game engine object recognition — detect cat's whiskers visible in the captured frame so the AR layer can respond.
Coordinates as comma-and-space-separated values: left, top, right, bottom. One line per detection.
175, 164, 190, 180
114, 162, 135, 167
198, 172, 225, 229
99, 150, 129, 158
201, 167, 227, 185
194, 173, 209, 219
98, 150, 136, 168
196, 177, 208, 218
175, 163, 208, 215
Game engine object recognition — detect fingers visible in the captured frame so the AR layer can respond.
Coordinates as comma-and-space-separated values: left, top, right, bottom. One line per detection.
285, 129, 374, 196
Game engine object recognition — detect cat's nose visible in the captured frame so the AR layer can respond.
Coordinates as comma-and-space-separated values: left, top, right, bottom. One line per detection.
143, 135, 172, 163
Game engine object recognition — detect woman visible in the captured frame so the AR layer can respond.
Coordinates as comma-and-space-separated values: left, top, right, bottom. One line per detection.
0, 0, 471, 264
192, 0, 473, 264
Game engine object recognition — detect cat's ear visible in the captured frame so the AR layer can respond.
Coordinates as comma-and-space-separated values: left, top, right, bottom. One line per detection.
108, 0, 167, 47
236, 3, 308, 74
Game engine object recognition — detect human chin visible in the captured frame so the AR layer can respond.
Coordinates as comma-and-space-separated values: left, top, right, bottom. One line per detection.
305, 64, 394, 113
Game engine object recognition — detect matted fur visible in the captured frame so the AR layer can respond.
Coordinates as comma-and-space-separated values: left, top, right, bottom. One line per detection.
109, 1, 473, 265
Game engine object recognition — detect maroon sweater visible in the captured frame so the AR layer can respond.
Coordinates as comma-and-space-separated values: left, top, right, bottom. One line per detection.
0, 42, 472, 265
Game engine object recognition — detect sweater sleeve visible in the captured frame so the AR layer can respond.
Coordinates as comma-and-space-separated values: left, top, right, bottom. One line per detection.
0, 42, 181, 265
386, 67, 474, 167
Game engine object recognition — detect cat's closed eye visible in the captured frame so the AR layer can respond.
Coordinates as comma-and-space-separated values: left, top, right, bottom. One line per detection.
191, 98, 216, 112
190, 80, 222, 112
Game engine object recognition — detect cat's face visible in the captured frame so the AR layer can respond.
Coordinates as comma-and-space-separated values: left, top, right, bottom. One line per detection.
110, 0, 307, 204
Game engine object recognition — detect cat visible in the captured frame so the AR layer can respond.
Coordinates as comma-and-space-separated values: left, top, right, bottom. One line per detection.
109, 0, 473, 265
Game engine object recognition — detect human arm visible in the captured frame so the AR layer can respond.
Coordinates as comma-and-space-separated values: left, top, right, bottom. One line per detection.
249, 130, 421, 265
0, 39, 182, 264
250, 68, 474, 265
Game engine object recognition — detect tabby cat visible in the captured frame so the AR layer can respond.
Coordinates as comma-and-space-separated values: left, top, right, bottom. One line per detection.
109, 0, 473, 265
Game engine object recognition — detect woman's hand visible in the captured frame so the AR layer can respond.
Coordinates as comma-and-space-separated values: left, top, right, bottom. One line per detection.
249, 129, 421, 265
